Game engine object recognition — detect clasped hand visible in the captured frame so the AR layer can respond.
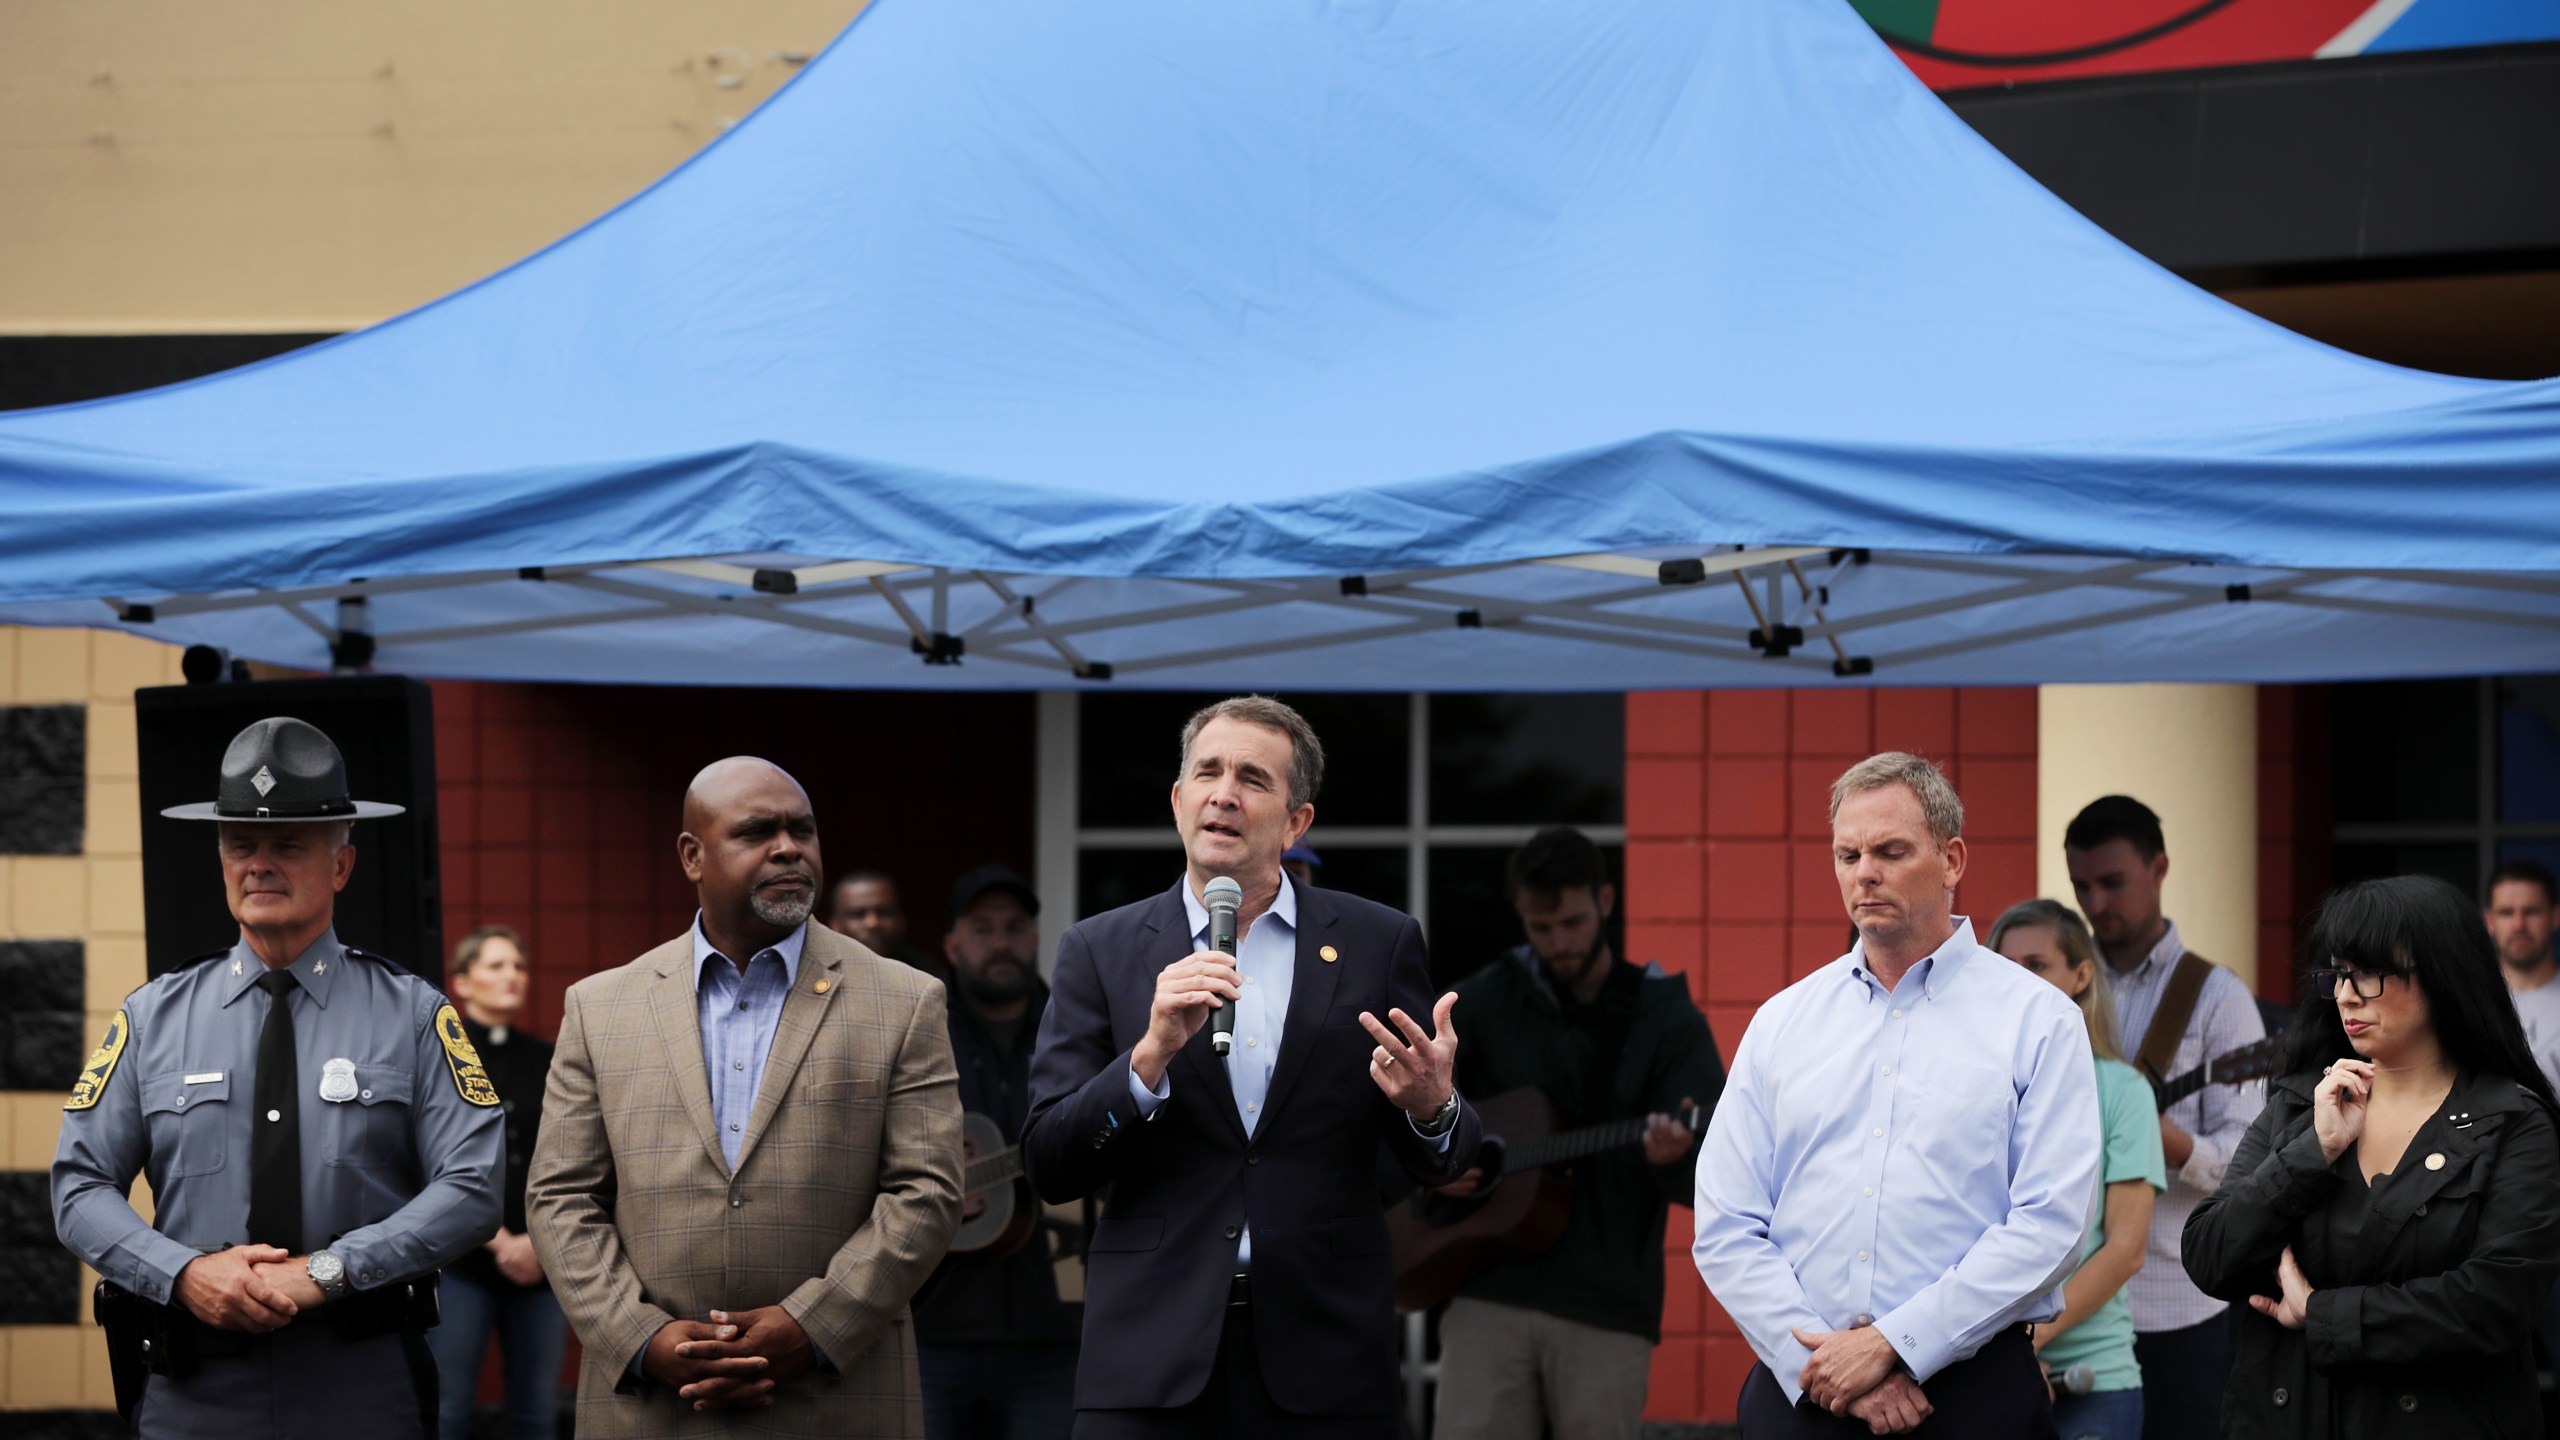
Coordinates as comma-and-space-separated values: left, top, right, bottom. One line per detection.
1794, 1325, 1931, 1435
645, 1305, 815, 1410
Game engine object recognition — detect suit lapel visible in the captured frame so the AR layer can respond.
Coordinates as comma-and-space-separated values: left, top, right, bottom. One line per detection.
648, 948, 730, 1178
737, 935, 843, 1173
1156, 884, 1247, 1145
1262, 887, 1343, 1124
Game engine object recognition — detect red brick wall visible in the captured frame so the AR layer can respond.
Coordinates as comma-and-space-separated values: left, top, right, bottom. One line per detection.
1622, 687, 2043, 1424
2257, 685, 2331, 1007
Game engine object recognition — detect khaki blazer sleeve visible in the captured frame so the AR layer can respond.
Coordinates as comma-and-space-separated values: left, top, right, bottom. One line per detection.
781, 981, 963, 1366
526, 982, 677, 1387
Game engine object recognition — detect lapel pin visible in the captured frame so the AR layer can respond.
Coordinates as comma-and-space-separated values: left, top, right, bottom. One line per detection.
231, 960, 243, 976
312, 961, 325, 976
1320, 946, 1339, 963
813, 978, 832, 995
2425, 1153, 2446, 1171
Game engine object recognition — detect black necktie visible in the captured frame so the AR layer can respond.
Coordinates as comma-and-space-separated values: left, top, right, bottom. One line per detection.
248, 969, 303, 1251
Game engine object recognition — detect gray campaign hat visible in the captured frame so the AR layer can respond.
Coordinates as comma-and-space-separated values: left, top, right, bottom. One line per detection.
159, 716, 407, 823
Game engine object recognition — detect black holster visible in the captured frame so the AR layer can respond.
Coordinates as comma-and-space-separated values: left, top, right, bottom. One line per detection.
90, 1269, 443, 1428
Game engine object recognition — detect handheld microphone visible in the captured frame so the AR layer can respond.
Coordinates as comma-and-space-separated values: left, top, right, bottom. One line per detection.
2050, 1363, 2095, 1396
1204, 876, 1242, 1056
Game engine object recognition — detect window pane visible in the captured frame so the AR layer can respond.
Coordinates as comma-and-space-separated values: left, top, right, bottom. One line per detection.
1073, 844, 1412, 926
2330, 680, 2478, 825
1294, 843, 1411, 916
2329, 841, 2476, 898
1426, 694, 1624, 826
1078, 692, 1409, 829
1076, 845, 1186, 922
1423, 843, 1624, 993
2499, 675, 2560, 823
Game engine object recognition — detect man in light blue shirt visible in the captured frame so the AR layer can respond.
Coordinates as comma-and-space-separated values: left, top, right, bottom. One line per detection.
1695, 752, 2098, 1437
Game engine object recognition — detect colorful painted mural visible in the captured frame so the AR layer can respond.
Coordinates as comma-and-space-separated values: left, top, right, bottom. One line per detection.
1854, 0, 2560, 87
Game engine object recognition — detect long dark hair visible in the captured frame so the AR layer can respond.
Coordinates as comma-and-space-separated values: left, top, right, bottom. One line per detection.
2281, 875, 2560, 1113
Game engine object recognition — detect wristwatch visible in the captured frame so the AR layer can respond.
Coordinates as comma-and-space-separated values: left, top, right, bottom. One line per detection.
305, 1249, 351, 1303
1413, 1088, 1460, 1138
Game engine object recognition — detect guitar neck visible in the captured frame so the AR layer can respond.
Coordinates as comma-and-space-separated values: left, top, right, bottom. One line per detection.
1506, 1113, 1678, 1172
964, 1146, 1023, 1197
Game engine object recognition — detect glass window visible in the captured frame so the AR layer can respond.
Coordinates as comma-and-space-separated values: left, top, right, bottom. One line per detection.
1424, 843, 1624, 992
2330, 841, 2476, 896
1079, 691, 1409, 829
2331, 679, 2477, 825
2499, 677, 2560, 823
1427, 695, 1623, 825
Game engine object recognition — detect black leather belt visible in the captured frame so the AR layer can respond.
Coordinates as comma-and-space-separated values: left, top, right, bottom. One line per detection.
1228, 1274, 1251, 1308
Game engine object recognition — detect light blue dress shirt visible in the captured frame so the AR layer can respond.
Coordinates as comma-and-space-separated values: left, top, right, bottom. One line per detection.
1692, 918, 2099, 1401
626, 917, 813, 1382
1128, 874, 1447, 1269
692, 916, 807, 1171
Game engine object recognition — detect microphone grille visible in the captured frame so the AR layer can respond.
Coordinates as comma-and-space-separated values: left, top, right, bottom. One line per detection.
1203, 876, 1243, 910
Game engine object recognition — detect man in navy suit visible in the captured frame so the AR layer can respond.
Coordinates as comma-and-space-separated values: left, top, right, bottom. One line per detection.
1024, 695, 1484, 1438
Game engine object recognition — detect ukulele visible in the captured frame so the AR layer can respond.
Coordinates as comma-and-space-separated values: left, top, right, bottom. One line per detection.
1388, 1087, 1702, 1314
2148, 1036, 2282, 1113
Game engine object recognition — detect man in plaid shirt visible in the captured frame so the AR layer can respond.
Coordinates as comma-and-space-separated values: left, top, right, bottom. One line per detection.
2066, 795, 2266, 1440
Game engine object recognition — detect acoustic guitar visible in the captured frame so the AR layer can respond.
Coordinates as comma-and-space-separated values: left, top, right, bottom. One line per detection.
1388, 1087, 1701, 1314
913, 1112, 1089, 1311
2148, 1035, 2282, 1113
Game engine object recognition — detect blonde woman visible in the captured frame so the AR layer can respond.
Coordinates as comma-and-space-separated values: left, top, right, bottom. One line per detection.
1990, 899, 2164, 1440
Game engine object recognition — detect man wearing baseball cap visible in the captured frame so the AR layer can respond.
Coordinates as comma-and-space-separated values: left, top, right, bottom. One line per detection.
917, 864, 1083, 1440
52, 716, 504, 1440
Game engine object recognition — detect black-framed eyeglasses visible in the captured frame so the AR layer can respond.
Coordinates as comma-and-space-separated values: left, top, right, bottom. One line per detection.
2310, 966, 2395, 1000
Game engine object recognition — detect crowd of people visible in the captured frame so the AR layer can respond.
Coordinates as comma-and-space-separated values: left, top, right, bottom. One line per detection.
44, 702, 2560, 1440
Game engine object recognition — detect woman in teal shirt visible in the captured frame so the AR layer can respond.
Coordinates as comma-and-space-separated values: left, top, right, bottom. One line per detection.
1991, 899, 2167, 1440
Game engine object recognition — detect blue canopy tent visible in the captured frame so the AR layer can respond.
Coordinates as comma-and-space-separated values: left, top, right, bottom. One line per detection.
2, 0, 2555, 690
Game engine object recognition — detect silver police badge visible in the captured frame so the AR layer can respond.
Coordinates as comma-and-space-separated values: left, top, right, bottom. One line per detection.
318, 1057, 360, 1104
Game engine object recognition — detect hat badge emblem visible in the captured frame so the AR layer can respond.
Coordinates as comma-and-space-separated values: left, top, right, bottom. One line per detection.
250, 765, 277, 797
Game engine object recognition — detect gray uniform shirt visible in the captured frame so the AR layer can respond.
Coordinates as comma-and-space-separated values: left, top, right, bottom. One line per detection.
53, 928, 505, 1305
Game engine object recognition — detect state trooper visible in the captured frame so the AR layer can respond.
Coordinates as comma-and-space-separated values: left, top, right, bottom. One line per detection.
52, 716, 504, 1439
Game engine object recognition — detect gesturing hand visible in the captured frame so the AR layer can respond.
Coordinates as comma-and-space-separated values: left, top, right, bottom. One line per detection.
1361, 993, 1459, 1123
1846, 1371, 1932, 1435
1133, 950, 1242, 1090
174, 1245, 298, 1332
1792, 1324, 1901, 1415
2249, 1246, 2314, 1330
2313, 1059, 2373, 1163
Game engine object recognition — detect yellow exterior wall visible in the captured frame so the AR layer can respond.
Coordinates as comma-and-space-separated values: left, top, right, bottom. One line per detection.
2036, 683, 2259, 986
0, 624, 186, 1412
1, 1, 867, 333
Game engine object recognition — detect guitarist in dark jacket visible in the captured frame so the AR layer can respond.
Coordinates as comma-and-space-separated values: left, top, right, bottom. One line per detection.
1434, 827, 1724, 1440
919, 865, 1082, 1440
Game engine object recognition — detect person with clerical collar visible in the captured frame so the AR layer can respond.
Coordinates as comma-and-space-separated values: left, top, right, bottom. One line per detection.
1433, 826, 1724, 1440
917, 864, 1083, 1440
425, 924, 566, 1440
53, 716, 503, 1439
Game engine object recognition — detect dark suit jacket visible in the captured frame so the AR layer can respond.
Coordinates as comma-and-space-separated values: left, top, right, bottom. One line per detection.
1023, 879, 1482, 1417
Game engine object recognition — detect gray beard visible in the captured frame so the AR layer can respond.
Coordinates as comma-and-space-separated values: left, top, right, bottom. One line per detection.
750, 888, 816, 930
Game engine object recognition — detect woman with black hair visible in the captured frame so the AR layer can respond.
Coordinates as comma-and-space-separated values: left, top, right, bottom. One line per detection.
2183, 875, 2560, 1438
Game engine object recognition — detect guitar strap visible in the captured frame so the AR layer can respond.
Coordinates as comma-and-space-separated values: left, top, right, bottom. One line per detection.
2136, 952, 2213, 1084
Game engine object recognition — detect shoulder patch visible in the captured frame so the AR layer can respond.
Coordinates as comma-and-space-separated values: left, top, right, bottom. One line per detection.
65, 1011, 131, 1111
433, 1004, 502, 1107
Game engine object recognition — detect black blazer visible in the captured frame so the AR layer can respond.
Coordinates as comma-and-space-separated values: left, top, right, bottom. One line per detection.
1022, 880, 1481, 1417
2183, 1067, 2560, 1440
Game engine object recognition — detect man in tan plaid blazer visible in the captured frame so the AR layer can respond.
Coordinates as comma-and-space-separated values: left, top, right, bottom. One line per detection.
528, 758, 963, 1438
